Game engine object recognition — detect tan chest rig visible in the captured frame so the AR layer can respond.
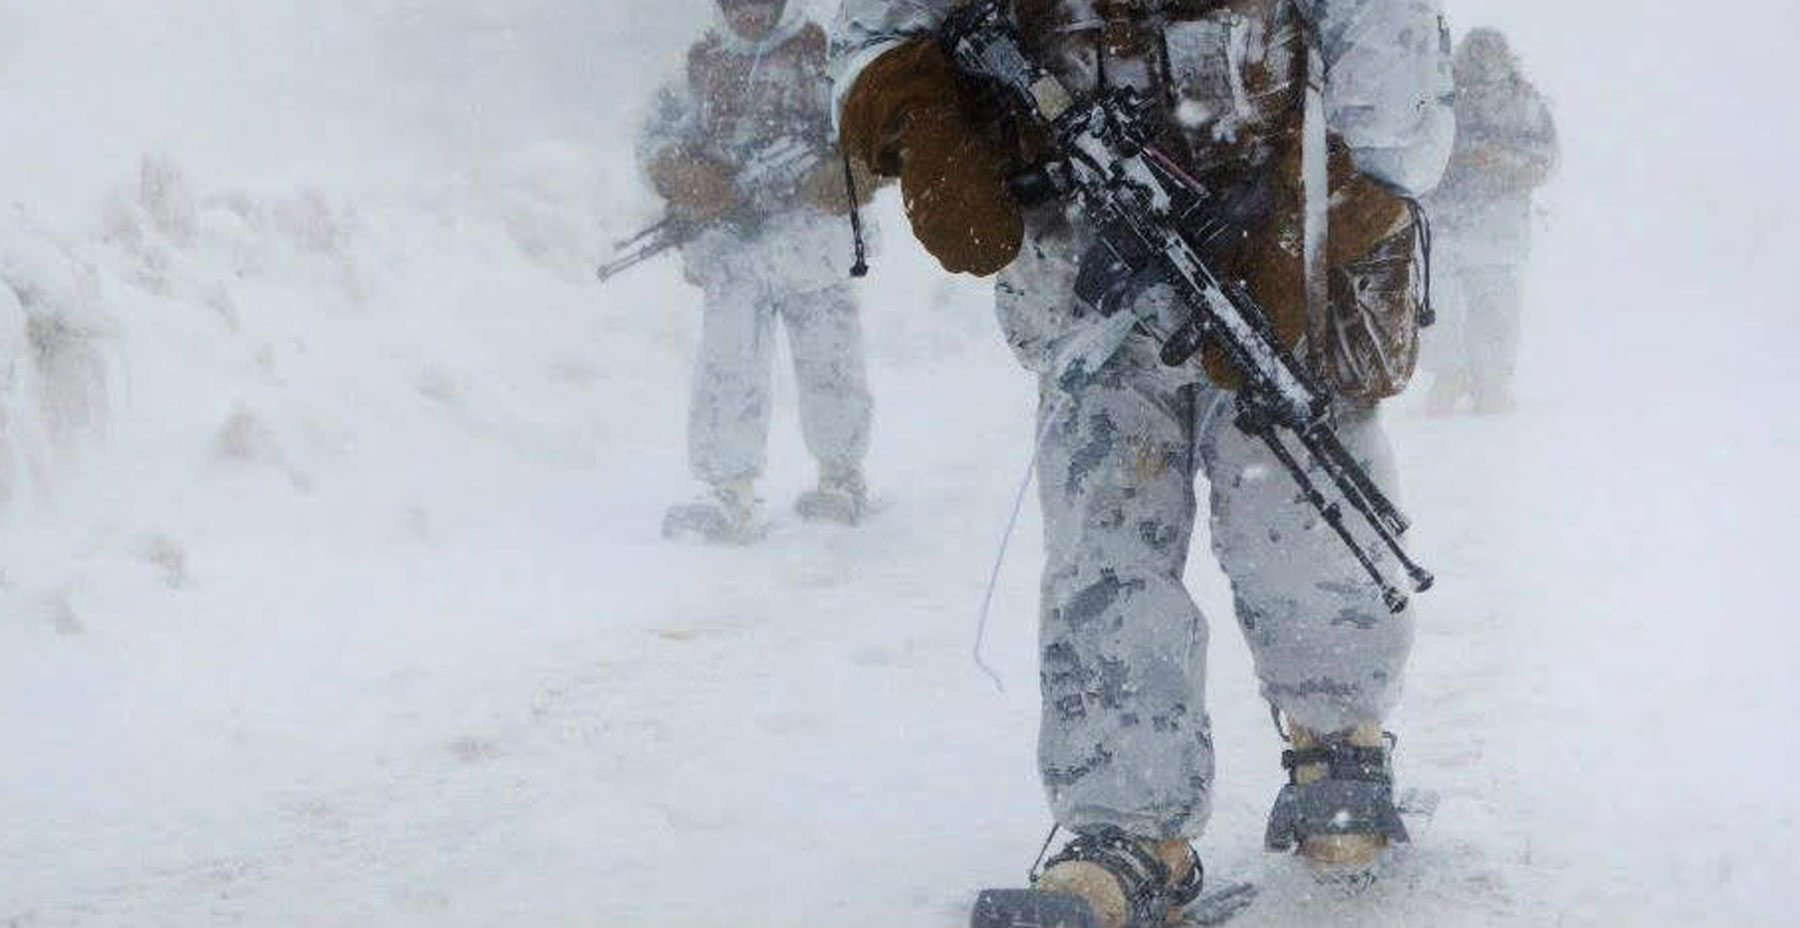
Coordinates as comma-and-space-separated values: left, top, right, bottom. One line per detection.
1001, 0, 1430, 400
689, 25, 834, 160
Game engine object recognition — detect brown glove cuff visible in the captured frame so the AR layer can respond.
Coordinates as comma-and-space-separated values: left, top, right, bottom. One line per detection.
838, 39, 966, 177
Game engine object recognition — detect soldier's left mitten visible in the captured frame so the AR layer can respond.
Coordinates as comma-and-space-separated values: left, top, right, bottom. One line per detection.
897, 105, 1022, 275
646, 146, 736, 221
839, 39, 1021, 276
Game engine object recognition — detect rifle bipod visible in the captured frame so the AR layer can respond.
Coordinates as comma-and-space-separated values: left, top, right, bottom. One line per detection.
1233, 400, 1434, 613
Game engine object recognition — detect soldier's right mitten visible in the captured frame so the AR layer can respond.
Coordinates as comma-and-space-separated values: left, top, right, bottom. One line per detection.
839, 39, 1021, 276
646, 147, 735, 222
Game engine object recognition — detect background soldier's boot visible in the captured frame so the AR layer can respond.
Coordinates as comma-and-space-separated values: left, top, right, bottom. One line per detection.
1471, 376, 1517, 416
1426, 370, 1470, 416
1265, 723, 1409, 874
663, 479, 761, 544
794, 464, 867, 525
973, 829, 1201, 928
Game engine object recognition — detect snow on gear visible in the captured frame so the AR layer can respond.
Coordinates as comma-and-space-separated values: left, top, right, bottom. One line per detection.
600, 136, 853, 283
642, 13, 874, 535
927, 0, 1431, 607
595, 215, 694, 284
1026, 332, 1416, 835
1314, 145, 1435, 401
836, 0, 1451, 382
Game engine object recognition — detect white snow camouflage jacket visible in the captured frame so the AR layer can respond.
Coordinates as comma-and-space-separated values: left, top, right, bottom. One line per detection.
639, 8, 837, 217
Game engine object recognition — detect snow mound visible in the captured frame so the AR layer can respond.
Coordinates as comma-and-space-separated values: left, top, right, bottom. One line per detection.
0, 207, 115, 514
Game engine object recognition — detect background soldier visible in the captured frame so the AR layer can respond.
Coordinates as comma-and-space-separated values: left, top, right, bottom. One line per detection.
831, 0, 1452, 924
644, 0, 875, 543
1424, 27, 1559, 416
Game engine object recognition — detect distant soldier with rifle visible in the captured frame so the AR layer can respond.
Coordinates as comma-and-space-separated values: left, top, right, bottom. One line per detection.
629, 0, 877, 543
832, 0, 1452, 924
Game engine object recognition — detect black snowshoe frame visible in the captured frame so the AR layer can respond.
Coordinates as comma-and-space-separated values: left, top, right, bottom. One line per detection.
1264, 732, 1410, 853
974, 827, 1202, 928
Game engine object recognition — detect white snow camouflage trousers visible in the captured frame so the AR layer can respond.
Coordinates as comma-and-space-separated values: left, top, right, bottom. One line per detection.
1000, 226, 1415, 841
683, 213, 872, 485
1423, 250, 1526, 385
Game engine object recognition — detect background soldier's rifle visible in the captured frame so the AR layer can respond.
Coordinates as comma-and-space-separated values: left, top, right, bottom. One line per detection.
595, 215, 694, 283
942, 0, 1433, 610
595, 136, 822, 284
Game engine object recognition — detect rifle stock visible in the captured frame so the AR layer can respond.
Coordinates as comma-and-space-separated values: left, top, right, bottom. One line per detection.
595, 216, 695, 283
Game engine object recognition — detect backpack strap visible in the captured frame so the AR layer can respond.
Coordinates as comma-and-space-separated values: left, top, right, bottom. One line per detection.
1292, 0, 1330, 335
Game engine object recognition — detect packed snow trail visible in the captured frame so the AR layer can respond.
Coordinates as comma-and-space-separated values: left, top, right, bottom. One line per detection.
2, 147, 1795, 926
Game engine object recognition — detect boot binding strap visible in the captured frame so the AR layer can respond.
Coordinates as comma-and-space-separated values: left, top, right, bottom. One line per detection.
1280, 743, 1392, 785
1039, 827, 1203, 926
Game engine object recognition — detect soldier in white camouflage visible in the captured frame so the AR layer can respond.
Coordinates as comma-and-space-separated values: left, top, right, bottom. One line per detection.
831, 1, 1452, 923
1424, 27, 1560, 416
644, 0, 876, 543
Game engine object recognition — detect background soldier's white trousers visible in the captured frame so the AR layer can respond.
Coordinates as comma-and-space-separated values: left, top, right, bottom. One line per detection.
1031, 334, 1415, 840
687, 277, 872, 486
1426, 260, 1526, 386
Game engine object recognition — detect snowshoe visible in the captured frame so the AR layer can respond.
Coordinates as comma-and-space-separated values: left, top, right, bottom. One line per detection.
1265, 723, 1409, 875
972, 889, 1100, 928
972, 829, 1202, 928
662, 481, 761, 545
794, 466, 867, 526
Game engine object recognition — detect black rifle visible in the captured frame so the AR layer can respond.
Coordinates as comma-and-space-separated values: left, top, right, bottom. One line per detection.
942, 0, 1432, 610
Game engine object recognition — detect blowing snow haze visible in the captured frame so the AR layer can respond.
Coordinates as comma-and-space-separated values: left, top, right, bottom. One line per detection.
0, 1, 711, 212
1, 1, 1797, 926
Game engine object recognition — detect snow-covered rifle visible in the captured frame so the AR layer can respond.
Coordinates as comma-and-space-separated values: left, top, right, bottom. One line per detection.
595, 215, 694, 283
596, 136, 823, 284
941, 0, 1433, 610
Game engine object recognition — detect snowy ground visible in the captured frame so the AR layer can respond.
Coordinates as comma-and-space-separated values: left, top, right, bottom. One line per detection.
3, 2, 1798, 926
